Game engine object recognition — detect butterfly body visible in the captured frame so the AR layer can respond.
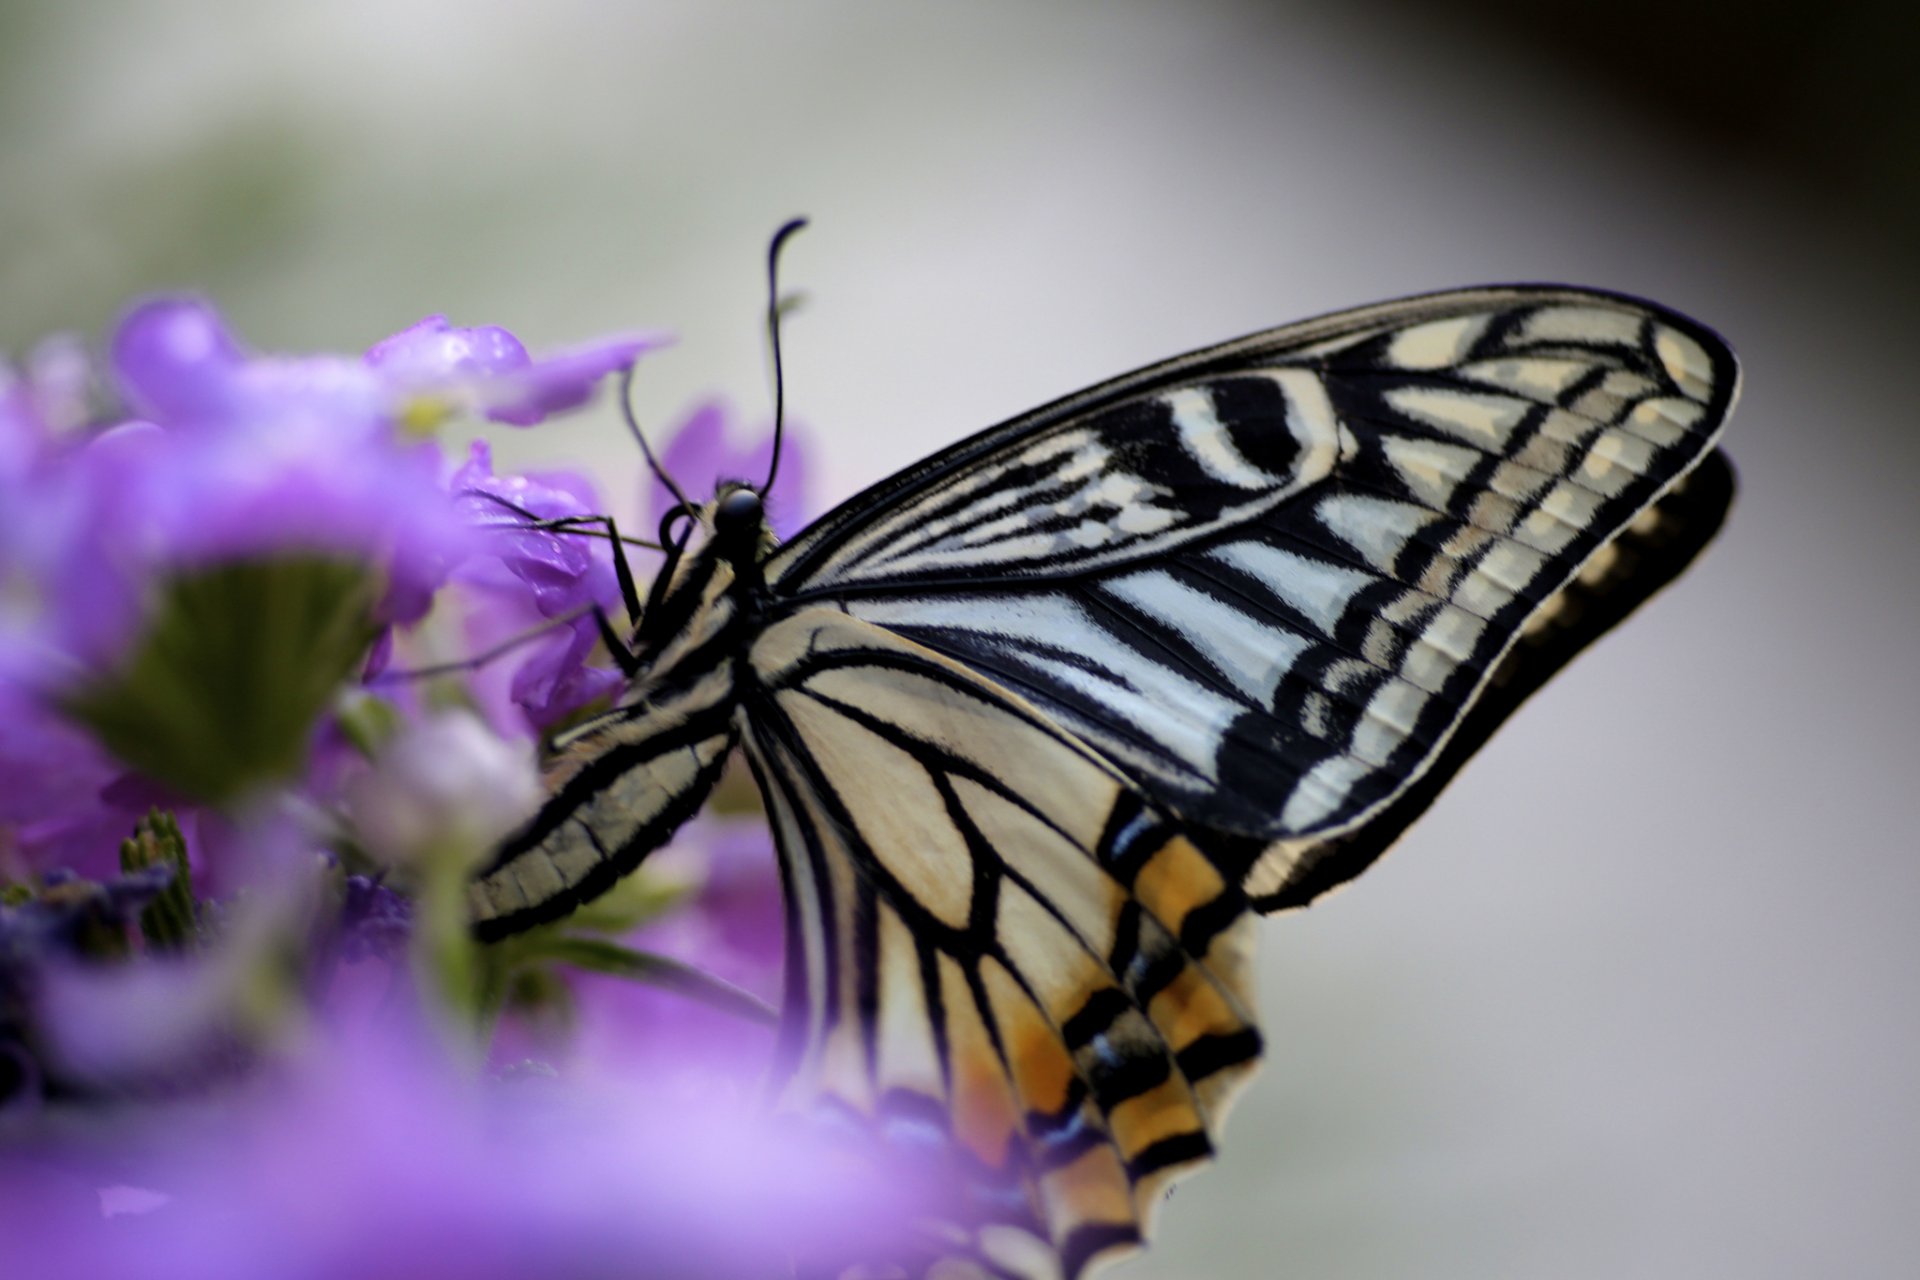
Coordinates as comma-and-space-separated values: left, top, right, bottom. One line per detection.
469, 285, 1739, 1278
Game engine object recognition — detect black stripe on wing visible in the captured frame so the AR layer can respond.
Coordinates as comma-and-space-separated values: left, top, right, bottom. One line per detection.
470, 701, 739, 942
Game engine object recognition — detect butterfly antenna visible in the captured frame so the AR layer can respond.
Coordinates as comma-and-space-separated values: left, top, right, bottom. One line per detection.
618, 362, 694, 518
761, 216, 808, 496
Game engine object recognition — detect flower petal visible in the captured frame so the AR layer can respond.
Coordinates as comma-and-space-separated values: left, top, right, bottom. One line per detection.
477, 331, 669, 427
364, 315, 531, 383
109, 296, 248, 426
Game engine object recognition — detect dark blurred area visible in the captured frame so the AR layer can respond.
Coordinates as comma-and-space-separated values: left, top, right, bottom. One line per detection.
1329, 0, 1920, 276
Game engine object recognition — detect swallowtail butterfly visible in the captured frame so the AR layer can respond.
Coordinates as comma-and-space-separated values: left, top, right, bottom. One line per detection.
469, 279, 1738, 1278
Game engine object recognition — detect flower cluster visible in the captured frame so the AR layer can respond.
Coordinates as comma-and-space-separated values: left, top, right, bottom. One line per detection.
0, 297, 891, 1272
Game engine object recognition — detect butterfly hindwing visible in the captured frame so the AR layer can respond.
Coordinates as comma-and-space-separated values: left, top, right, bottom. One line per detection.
741, 607, 1260, 1277
767, 287, 1738, 913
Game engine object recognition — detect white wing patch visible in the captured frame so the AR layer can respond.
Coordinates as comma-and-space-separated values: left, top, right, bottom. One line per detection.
1384, 385, 1532, 447
1314, 493, 1436, 573
1654, 325, 1716, 401
1386, 314, 1488, 370
846, 591, 1241, 784
1382, 434, 1478, 510
1520, 304, 1644, 348
1104, 567, 1313, 706
1208, 541, 1373, 639
1164, 387, 1279, 488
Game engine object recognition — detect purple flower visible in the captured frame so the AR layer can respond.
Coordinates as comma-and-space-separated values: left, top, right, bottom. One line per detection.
0, 864, 174, 961
2, 301, 480, 682
446, 441, 627, 732
0, 1014, 944, 1280
647, 397, 815, 538
0, 683, 136, 879
367, 315, 668, 427
551, 816, 784, 1081
116, 299, 666, 437
333, 874, 412, 964
88, 297, 664, 642
2, 295, 661, 870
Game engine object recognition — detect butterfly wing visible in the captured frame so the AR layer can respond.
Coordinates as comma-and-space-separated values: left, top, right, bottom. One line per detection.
766, 286, 1738, 911
742, 606, 1260, 1278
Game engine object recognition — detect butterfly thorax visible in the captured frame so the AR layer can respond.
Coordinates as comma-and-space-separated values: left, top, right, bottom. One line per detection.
617, 485, 777, 688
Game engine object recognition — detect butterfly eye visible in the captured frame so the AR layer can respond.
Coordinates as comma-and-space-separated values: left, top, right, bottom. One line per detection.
713, 487, 764, 541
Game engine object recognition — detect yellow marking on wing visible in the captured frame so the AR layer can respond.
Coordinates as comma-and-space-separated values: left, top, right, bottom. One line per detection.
1039, 1138, 1135, 1236
998, 880, 1109, 1029
1146, 961, 1243, 1066
957, 776, 1124, 961
778, 691, 977, 930
1131, 836, 1225, 936
1107, 1075, 1204, 1166
980, 957, 1077, 1119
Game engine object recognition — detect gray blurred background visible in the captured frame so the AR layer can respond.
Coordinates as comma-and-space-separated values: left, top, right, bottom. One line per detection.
4, 2, 1915, 1276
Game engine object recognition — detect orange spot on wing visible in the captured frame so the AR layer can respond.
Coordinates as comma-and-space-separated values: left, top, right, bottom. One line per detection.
1107, 1075, 1206, 1165
1041, 1132, 1136, 1233
941, 956, 1019, 1169
1146, 962, 1242, 1061
1131, 836, 1226, 935
981, 959, 1077, 1117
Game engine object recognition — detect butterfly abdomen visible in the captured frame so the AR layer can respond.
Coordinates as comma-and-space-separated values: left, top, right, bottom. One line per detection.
470, 549, 753, 941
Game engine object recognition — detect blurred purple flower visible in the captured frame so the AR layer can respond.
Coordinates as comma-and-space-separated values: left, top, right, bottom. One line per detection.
0, 684, 135, 878
2, 300, 477, 681
333, 874, 412, 965
117, 299, 666, 437
0, 1015, 941, 1280
0, 333, 91, 469
647, 397, 814, 538
557, 816, 784, 1082
0, 864, 174, 961
0, 861, 181, 1109
344, 707, 541, 869
1, 297, 659, 875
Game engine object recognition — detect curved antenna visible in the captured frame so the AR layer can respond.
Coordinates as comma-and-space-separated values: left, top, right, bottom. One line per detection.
761, 216, 809, 496
618, 362, 694, 519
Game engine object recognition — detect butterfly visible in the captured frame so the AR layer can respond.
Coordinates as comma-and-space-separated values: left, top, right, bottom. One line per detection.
467, 274, 1739, 1279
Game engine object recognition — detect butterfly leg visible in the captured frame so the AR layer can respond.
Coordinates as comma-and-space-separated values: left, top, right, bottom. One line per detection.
459, 490, 650, 625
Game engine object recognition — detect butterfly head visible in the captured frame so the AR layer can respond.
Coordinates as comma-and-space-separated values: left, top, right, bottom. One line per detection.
710, 483, 768, 560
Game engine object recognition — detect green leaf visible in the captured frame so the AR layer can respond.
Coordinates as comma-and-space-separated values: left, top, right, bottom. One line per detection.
557, 868, 693, 936
62, 558, 380, 807
332, 689, 404, 761
513, 934, 776, 1027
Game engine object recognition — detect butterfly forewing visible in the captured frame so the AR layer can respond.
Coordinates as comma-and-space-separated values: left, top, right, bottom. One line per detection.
767, 287, 1737, 913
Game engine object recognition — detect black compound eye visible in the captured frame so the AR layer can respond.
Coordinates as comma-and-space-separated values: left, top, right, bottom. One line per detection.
713, 487, 764, 540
